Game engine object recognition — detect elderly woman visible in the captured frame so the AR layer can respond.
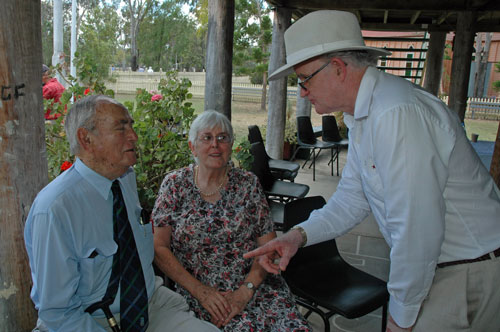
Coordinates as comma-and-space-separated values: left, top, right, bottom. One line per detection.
152, 110, 311, 331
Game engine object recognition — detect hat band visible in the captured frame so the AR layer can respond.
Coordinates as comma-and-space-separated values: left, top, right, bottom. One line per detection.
286, 39, 366, 64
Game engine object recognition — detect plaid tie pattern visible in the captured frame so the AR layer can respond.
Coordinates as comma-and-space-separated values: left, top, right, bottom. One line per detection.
111, 180, 149, 332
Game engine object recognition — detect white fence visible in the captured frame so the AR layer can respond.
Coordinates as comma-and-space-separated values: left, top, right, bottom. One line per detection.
107, 71, 298, 103
108, 72, 500, 119
441, 96, 500, 120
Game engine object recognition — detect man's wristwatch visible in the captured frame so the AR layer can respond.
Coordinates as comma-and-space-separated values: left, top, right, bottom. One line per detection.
291, 225, 307, 248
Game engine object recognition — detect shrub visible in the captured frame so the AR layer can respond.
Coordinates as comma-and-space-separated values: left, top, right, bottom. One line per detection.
127, 72, 195, 212
233, 138, 253, 171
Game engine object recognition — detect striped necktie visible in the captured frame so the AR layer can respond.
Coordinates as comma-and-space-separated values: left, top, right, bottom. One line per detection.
110, 180, 149, 332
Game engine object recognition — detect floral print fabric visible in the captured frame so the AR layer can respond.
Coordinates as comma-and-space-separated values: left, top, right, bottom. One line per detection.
152, 164, 311, 331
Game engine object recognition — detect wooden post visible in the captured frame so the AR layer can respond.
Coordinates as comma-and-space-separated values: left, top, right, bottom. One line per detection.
266, 7, 291, 159
423, 31, 446, 97
205, 0, 235, 120
490, 121, 500, 189
0, 0, 47, 330
448, 11, 476, 122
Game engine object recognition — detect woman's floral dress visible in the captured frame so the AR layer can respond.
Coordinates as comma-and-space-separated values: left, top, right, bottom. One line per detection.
152, 164, 311, 332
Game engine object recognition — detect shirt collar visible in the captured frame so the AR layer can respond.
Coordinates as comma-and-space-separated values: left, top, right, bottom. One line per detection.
74, 158, 130, 200
353, 66, 379, 120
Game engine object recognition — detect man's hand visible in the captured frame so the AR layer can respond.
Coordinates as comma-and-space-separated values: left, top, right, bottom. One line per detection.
243, 229, 303, 274
387, 314, 413, 332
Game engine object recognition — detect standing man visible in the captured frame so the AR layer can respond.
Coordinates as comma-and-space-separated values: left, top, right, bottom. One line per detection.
245, 10, 500, 331
42, 64, 65, 120
25, 95, 219, 332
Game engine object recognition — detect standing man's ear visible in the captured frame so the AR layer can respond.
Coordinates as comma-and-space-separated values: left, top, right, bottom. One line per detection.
330, 58, 348, 79
76, 127, 92, 152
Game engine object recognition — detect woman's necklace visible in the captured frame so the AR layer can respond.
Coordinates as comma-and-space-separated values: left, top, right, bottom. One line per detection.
195, 165, 227, 197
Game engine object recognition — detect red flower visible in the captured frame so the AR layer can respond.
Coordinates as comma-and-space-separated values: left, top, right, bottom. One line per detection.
60, 161, 73, 172
84, 88, 91, 95
151, 94, 163, 102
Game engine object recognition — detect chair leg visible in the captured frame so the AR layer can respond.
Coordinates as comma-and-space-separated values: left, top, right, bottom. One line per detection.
312, 149, 316, 181
381, 301, 388, 332
296, 299, 331, 332
336, 145, 340, 176
301, 149, 314, 169
290, 146, 301, 161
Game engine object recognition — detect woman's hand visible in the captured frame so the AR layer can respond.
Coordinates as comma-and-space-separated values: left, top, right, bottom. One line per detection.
220, 287, 253, 326
193, 284, 231, 327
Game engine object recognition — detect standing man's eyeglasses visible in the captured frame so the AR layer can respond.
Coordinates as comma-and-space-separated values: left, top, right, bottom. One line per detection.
297, 61, 331, 91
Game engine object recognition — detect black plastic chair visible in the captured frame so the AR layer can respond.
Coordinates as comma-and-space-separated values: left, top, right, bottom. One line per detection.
283, 196, 388, 332
248, 125, 299, 182
291, 116, 338, 181
249, 142, 309, 204
321, 116, 349, 176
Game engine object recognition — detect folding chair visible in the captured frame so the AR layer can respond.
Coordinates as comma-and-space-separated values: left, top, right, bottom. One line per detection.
321, 116, 348, 176
283, 196, 389, 332
291, 116, 338, 181
249, 142, 309, 203
248, 125, 299, 182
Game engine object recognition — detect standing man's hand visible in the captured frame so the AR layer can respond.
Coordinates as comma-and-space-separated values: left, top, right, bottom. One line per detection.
387, 314, 413, 332
243, 229, 303, 274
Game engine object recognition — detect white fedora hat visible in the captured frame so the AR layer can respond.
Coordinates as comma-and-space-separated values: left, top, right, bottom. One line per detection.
269, 10, 391, 81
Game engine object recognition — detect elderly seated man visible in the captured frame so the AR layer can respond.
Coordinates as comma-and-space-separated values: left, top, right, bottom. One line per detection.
25, 95, 220, 332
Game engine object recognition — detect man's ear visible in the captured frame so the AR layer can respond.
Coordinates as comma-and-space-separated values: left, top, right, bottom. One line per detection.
332, 58, 348, 80
76, 127, 93, 151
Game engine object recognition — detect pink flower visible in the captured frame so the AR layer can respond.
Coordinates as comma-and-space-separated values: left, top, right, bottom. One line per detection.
151, 94, 162, 102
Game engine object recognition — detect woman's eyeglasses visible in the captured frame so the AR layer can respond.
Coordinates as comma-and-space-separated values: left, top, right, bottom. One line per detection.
197, 134, 232, 144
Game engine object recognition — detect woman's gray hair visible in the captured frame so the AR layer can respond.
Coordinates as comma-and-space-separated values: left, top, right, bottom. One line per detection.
325, 50, 380, 68
65, 94, 126, 155
188, 110, 234, 147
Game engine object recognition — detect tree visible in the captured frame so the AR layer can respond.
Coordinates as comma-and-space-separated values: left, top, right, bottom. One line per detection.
137, 1, 205, 71
77, 1, 122, 80
122, 0, 156, 71
233, 0, 272, 110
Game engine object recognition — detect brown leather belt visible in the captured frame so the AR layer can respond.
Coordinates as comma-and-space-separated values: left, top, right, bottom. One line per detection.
437, 247, 500, 268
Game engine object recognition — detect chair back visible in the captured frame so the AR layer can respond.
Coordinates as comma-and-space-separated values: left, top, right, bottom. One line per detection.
283, 196, 342, 269
249, 142, 275, 191
296, 116, 317, 144
248, 125, 264, 144
322, 116, 343, 142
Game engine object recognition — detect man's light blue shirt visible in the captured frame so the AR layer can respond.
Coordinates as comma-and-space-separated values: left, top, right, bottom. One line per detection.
24, 158, 155, 332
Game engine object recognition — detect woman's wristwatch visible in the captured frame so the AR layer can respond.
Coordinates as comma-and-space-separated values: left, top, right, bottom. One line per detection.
243, 282, 255, 292
291, 225, 307, 248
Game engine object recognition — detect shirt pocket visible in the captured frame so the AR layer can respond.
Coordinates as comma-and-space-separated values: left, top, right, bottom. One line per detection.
79, 241, 117, 295
360, 157, 384, 200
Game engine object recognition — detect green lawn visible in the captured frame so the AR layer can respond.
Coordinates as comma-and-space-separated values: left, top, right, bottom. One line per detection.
464, 119, 499, 142
118, 94, 499, 142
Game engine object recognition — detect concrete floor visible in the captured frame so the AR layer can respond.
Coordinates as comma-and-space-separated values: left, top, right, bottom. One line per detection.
288, 148, 390, 332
